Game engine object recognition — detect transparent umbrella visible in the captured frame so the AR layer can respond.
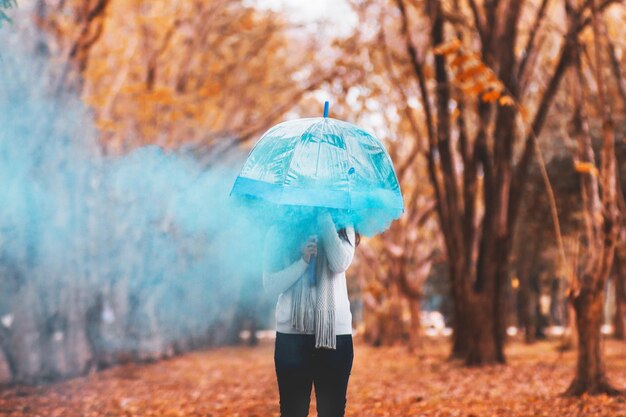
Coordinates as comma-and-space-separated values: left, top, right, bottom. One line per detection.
230, 102, 404, 237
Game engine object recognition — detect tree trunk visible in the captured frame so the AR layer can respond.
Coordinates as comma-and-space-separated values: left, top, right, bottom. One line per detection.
0, 348, 11, 385
408, 299, 421, 352
614, 259, 625, 340
0, 322, 16, 385
516, 240, 538, 344
465, 295, 500, 365
466, 232, 508, 365
448, 257, 505, 364
449, 276, 505, 364
11, 286, 44, 383
449, 261, 470, 360
565, 287, 620, 395
521, 285, 537, 344
380, 290, 406, 346
535, 286, 549, 340
450, 311, 470, 359
549, 277, 564, 326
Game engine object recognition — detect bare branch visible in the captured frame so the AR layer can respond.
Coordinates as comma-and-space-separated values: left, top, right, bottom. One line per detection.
57, 0, 111, 94
467, 0, 485, 41
604, 21, 626, 109
518, 0, 551, 82
512, 0, 622, 212
510, 36, 573, 224
395, 0, 452, 250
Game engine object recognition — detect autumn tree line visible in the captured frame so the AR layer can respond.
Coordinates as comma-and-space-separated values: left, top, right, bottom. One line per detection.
0, 0, 625, 397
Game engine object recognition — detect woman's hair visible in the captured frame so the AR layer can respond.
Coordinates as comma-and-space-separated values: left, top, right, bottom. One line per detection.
338, 228, 361, 247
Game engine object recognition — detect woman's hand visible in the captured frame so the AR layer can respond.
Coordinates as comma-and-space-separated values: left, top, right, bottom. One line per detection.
301, 235, 318, 264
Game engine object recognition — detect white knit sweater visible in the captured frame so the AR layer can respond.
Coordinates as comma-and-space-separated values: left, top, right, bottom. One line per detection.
262, 212, 355, 335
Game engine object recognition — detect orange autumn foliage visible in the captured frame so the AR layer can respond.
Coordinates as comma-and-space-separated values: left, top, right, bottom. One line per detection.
2, 339, 625, 416
41, 0, 307, 154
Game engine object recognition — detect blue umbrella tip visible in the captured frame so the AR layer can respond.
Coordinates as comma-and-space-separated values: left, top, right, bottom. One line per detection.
323, 101, 329, 118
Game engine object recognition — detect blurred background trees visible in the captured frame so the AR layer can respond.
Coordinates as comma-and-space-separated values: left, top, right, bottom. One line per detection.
35, 0, 327, 154
0, 0, 625, 397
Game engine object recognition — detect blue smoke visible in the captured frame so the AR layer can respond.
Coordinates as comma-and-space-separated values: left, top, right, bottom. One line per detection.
0, 29, 272, 380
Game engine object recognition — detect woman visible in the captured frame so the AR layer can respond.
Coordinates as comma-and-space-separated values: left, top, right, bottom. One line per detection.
263, 209, 360, 417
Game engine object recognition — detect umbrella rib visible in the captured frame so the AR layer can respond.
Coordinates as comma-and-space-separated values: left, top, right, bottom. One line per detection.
339, 121, 353, 212
314, 119, 325, 184
280, 118, 325, 206
259, 125, 286, 183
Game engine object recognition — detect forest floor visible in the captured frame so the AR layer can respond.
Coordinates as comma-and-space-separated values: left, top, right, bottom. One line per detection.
1, 337, 625, 417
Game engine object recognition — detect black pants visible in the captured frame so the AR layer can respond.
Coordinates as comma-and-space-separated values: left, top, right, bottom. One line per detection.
274, 332, 354, 417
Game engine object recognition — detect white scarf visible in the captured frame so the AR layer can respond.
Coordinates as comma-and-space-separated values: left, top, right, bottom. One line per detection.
289, 239, 336, 349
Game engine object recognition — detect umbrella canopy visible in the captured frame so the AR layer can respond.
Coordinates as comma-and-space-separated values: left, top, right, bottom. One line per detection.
230, 113, 404, 236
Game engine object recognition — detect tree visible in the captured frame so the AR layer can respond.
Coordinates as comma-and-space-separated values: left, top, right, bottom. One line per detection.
613, 255, 626, 339
563, 0, 623, 396
379, 0, 621, 365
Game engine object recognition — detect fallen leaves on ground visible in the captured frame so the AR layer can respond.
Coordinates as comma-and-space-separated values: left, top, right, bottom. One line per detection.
1, 338, 625, 416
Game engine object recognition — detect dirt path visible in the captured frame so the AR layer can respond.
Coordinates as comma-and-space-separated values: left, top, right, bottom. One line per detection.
1, 338, 625, 416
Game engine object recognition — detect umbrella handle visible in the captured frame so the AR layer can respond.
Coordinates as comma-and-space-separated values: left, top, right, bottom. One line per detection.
307, 255, 316, 286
